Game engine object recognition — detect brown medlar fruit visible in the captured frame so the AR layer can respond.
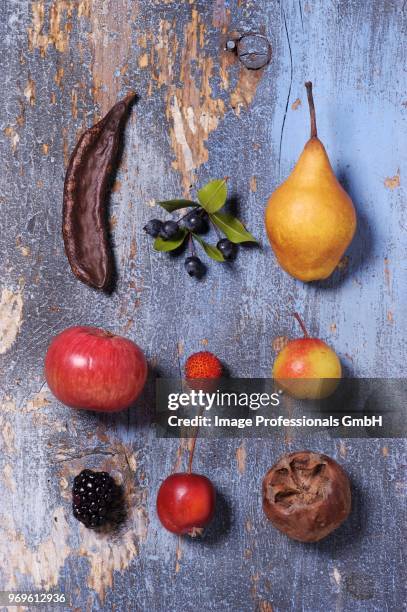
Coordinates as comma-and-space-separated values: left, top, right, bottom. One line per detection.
262, 450, 351, 542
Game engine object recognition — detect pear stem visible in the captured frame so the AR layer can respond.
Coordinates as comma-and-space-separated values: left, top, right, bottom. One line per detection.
293, 312, 309, 338
305, 81, 317, 139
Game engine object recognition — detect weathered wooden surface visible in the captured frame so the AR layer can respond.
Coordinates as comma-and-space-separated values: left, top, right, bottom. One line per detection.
0, 1, 406, 610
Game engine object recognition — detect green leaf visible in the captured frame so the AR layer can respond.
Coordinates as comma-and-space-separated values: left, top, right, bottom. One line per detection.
193, 234, 225, 262
211, 212, 258, 244
157, 199, 197, 212
154, 228, 188, 252
197, 178, 228, 213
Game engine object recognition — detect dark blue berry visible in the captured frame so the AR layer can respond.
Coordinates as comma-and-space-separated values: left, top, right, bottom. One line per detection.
184, 256, 205, 278
143, 219, 163, 238
160, 220, 179, 240
183, 210, 207, 233
217, 238, 237, 260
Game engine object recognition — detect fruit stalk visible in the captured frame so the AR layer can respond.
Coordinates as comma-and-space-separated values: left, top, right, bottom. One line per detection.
188, 405, 204, 473
293, 312, 309, 338
208, 215, 222, 239
188, 232, 196, 257
305, 81, 317, 139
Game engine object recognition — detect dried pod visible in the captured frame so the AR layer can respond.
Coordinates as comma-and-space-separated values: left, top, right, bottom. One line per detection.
63, 92, 136, 290
262, 450, 351, 542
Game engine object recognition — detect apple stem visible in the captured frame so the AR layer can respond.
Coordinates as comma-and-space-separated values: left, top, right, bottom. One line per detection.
305, 81, 317, 139
188, 404, 204, 473
187, 437, 197, 473
293, 312, 309, 338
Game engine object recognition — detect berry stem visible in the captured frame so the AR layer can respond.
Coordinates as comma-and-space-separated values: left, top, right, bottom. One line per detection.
305, 81, 317, 139
188, 233, 196, 257
293, 312, 309, 338
208, 214, 222, 240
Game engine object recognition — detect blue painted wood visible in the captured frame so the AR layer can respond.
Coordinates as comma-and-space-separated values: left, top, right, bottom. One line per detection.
0, 1, 405, 611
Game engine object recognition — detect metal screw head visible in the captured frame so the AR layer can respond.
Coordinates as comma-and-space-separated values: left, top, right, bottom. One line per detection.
236, 33, 272, 70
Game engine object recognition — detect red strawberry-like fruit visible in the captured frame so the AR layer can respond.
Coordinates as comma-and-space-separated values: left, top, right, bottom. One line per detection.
184, 351, 223, 391
185, 351, 223, 379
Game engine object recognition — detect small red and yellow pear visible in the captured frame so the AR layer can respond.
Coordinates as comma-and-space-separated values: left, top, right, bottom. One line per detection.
273, 314, 341, 399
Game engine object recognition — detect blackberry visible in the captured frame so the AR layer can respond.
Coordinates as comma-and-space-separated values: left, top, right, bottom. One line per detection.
143, 219, 163, 238
217, 238, 237, 260
160, 220, 179, 240
72, 469, 116, 529
185, 256, 205, 278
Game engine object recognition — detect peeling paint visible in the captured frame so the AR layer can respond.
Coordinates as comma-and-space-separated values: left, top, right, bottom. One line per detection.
28, 1, 75, 56
88, 1, 137, 115
339, 441, 347, 458
272, 336, 288, 352
236, 442, 246, 474
258, 601, 273, 612
138, 53, 148, 68
25, 391, 51, 412
212, 0, 228, 28
175, 538, 183, 573
384, 170, 400, 190
0, 418, 16, 455
54, 66, 64, 86
173, 439, 190, 473
330, 566, 342, 587
0, 288, 24, 355
230, 68, 264, 115
24, 76, 36, 105
0, 398, 17, 414
16, 236, 31, 257
3, 464, 16, 492
71, 89, 78, 119
32, 412, 67, 432
78, 0, 91, 18
152, 12, 228, 191
170, 94, 195, 172
4, 126, 20, 152
0, 506, 70, 590
291, 98, 301, 110
384, 258, 391, 293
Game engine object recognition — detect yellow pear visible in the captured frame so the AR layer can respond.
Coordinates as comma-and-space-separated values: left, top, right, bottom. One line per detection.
265, 82, 357, 281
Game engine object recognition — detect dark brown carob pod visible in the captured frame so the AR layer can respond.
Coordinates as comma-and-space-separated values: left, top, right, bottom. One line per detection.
63, 92, 136, 290
262, 450, 351, 542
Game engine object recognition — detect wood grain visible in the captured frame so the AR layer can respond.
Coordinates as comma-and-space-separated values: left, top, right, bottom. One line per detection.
0, 1, 405, 610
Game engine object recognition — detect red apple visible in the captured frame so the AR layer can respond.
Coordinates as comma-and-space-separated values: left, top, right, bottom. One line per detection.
44, 326, 147, 412
157, 473, 216, 535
